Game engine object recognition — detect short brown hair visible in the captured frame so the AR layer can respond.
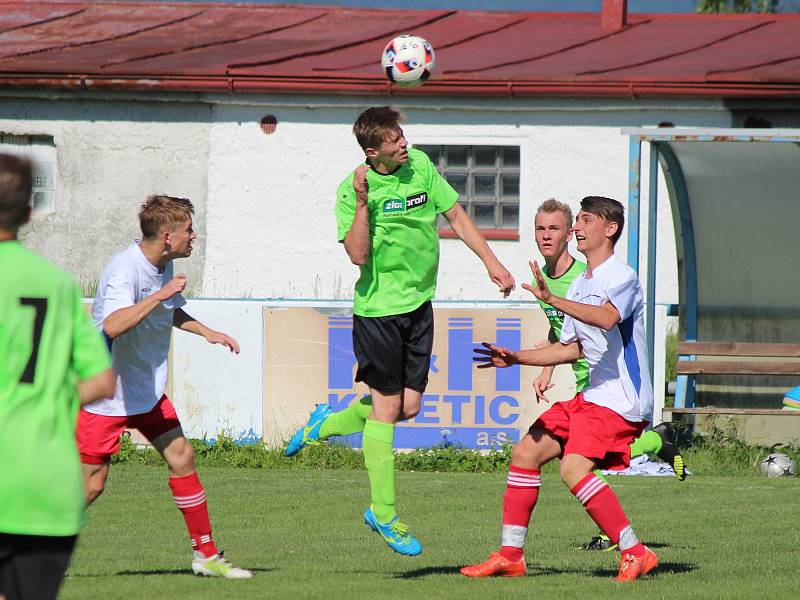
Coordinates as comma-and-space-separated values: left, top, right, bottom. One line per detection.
580, 196, 625, 245
352, 106, 405, 151
0, 153, 33, 230
536, 198, 573, 227
139, 195, 194, 239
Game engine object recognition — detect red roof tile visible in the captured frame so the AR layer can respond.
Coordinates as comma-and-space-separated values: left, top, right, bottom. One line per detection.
0, 1, 798, 97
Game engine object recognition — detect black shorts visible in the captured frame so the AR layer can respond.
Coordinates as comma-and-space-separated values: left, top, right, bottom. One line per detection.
0, 533, 77, 600
352, 301, 434, 395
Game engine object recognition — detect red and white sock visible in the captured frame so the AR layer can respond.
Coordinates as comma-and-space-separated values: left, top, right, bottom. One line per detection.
169, 472, 219, 558
500, 465, 541, 562
571, 473, 645, 556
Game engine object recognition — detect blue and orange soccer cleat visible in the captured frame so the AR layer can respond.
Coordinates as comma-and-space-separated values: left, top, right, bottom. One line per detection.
284, 403, 332, 457
363, 507, 422, 556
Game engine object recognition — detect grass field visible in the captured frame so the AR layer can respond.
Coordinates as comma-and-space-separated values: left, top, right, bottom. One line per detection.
61, 465, 797, 600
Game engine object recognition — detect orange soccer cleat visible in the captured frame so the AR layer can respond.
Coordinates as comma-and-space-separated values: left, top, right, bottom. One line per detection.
614, 546, 659, 582
460, 552, 526, 577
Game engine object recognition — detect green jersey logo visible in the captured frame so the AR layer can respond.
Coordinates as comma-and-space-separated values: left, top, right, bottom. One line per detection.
383, 199, 405, 213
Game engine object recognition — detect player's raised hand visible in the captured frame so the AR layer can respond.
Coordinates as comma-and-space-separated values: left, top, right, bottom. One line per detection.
487, 261, 515, 298
205, 330, 240, 354
521, 260, 552, 303
473, 341, 517, 369
158, 273, 187, 301
532, 370, 554, 404
352, 165, 370, 205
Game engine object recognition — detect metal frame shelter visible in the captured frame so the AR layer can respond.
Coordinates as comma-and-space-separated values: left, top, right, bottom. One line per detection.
625, 128, 800, 411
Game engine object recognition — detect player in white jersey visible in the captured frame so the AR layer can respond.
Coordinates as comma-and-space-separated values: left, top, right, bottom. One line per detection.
77, 195, 252, 579
465, 196, 659, 583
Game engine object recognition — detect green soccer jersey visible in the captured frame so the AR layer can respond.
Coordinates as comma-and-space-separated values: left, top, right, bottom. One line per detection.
0, 241, 111, 536
537, 258, 590, 392
336, 147, 458, 317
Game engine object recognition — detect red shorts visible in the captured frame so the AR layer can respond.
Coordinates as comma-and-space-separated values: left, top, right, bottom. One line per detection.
532, 393, 647, 471
76, 395, 182, 464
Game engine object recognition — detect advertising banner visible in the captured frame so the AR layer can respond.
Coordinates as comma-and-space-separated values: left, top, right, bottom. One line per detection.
263, 305, 578, 449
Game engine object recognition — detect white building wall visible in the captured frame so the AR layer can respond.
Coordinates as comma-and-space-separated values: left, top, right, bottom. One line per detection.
0, 95, 211, 293
203, 96, 731, 307
1, 91, 733, 306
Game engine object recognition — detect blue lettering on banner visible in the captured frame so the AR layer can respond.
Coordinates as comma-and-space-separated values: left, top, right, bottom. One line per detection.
495, 318, 521, 392
328, 427, 519, 450
328, 317, 356, 389
447, 318, 473, 391
415, 394, 439, 424
326, 315, 523, 448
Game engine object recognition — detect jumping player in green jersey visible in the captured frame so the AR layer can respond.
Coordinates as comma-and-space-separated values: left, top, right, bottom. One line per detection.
0, 153, 115, 600
285, 106, 515, 556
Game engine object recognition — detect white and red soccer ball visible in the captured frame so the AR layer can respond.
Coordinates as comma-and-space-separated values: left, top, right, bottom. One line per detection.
381, 34, 436, 88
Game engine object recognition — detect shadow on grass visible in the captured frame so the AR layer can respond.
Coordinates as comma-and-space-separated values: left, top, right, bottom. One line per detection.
104, 567, 276, 577
393, 565, 462, 578
396, 560, 697, 580
591, 562, 697, 578
396, 564, 584, 579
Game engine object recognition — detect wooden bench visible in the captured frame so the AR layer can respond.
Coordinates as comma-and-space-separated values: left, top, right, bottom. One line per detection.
665, 341, 800, 418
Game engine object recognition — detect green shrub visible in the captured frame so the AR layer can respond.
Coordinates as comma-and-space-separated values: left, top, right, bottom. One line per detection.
108, 428, 797, 478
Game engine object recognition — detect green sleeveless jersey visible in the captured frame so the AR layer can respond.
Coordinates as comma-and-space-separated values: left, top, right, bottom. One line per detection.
537, 258, 590, 392
0, 241, 110, 536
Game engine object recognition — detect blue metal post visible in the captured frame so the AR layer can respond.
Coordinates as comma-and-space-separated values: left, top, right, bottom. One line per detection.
627, 136, 641, 272
646, 143, 658, 379
658, 144, 697, 409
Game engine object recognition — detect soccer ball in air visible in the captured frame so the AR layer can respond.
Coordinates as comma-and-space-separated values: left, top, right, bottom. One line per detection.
381, 34, 435, 88
759, 453, 796, 477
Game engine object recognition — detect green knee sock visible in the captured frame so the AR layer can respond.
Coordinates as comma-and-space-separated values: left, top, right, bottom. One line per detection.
319, 396, 373, 439
362, 419, 396, 524
630, 430, 662, 459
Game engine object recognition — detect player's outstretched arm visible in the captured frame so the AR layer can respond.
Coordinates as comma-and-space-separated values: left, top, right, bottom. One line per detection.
474, 340, 581, 369
522, 261, 620, 330
173, 308, 240, 353
343, 165, 371, 265
77, 368, 116, 406
103, 274, 188, 338
442, 203, 515, 297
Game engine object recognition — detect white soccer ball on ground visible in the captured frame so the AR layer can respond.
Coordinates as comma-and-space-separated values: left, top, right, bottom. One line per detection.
381, 34, 435, 88
759, 452, 797, 477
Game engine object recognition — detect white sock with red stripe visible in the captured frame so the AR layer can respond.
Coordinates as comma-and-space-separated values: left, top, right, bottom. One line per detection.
500, 465, 541, 562
570, 473, 645, 556
169, 472, 219, 558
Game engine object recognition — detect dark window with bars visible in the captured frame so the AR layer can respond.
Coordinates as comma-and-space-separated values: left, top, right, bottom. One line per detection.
0, 133, 56, 214
415, 144, 520, 232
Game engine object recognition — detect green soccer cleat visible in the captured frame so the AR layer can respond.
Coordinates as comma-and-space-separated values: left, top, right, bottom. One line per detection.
653, 423, 687, 481
363, 507, 423, 556
191, 551, 252, 579
581, 533, 618, 552
284, 403, 332, 457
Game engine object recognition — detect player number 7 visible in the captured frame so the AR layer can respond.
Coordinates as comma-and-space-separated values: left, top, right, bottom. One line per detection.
18, 297, 48, 384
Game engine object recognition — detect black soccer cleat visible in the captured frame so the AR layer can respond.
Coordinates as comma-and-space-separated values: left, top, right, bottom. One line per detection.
653, 423, 687, 481
581, 534, 617, 552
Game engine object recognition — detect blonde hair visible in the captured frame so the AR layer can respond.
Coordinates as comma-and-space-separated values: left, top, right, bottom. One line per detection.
353, 106, 405, 151
138, 195, 194, 239
536, 198, 573, 227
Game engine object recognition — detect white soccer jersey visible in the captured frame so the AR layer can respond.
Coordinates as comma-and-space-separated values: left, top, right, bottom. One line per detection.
560, 255, 653, 423
85, 242, 186, 416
